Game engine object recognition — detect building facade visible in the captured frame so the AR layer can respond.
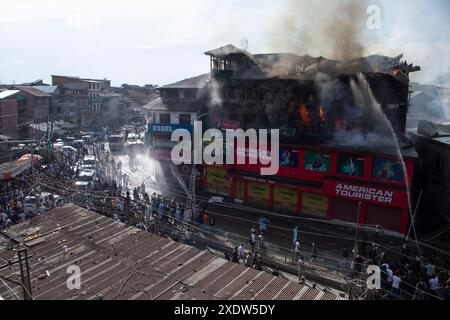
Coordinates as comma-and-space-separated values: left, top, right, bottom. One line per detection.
0, 90, 19, 139
148, 44, 420, 234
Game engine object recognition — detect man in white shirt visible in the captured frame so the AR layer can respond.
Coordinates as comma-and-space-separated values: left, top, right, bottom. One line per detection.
429, 274, 439, 295
294, 240, 301, 261
391, 274, 401, 297
238, 245, 245, 262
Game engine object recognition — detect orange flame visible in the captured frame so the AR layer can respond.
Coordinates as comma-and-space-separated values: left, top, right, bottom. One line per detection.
299, 103, 311, 130
319, 105, 326, 123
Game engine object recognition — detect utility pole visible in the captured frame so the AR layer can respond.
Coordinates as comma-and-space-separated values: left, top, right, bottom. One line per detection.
349, 201, 362, 300
0, 247, 33, 300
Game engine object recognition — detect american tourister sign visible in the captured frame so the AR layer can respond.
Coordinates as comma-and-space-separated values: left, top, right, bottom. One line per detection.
324, 179, 408, 208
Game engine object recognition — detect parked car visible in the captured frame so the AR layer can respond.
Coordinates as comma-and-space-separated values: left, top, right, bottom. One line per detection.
81, 155, 97, 171
75, 169, 96, 189
23, 192, 64, 214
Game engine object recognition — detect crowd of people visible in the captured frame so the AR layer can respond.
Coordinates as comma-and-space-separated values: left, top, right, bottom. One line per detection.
0, 174, 32, 229
2, 132, 450, 301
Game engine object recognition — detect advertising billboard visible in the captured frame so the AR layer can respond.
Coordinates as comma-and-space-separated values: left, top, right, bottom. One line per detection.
372, 158, 404, 182
337, 154, 364, 177
279, 147, 299, 168
304, 151, 330, 173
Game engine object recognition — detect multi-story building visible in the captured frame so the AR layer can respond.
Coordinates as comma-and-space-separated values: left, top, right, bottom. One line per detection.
13, 86, 51, 138
143, 74, 209, 185
158, 44, 421, 235
51, 75, 111, 127
408, 120, 450, 228
0, 90, 19, 139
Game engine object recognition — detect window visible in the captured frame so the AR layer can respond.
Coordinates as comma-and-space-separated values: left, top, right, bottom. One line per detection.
372, 158, 404, 182
179, 90, 185, 99
159, 113, 170, 124
179, 114, 191, 125
304, 151, 330, 173
337, 154, 364, 177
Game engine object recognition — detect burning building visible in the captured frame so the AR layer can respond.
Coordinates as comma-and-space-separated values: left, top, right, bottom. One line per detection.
149, 44, 420, 234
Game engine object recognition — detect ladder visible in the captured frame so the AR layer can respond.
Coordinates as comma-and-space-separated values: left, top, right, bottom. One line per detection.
184, 165, 197, 223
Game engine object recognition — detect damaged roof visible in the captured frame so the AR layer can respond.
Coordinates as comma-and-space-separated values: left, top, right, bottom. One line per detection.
161, 74, 210, 89
14, 86, 52, 97
0, 205, 343, 300
204, 44, 251, 58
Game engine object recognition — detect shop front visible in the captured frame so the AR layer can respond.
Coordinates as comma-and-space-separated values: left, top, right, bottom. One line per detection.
246, 180, 271, 208
273, 185, 298, 212
301, 192, 328, 218
324, 179, 409, 233
205, 166, 231, 196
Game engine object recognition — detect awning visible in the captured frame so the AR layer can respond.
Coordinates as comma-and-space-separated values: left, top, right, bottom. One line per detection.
0, 160, 32, 180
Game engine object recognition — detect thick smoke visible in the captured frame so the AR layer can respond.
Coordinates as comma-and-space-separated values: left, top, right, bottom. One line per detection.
268, 0, 367, 62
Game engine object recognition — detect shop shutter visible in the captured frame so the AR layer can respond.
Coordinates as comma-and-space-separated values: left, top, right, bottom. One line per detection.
301, 192, 328, 218
365, 204, 402, 233
273, 186, 297, 212
332, 199, 359, 223
247, 181, 270, 208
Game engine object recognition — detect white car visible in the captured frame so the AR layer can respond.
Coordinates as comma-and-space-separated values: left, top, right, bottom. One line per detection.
23, 192, 63, 214
75, 169, 96, 188
208, 196, 224, 204
81, 155, 97, 170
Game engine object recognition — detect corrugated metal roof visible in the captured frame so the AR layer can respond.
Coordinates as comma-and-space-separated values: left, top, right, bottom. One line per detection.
0, 90, 19, 99
33, 86, 58, 95
14, 86, 51, 97
0, 205, 343, 300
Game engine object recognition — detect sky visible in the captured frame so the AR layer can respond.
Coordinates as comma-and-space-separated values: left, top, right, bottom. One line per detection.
0, 0, 449, 87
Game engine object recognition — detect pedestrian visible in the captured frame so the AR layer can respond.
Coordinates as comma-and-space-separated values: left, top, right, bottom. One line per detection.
298, 257, 305, 282
249, 231, 256, 252
294, 240, 301, 261
293, 224, 299, 245
244, 252, 252, 267
373, 225, 382, 244
391, 272, 402, 298
202, 212, 209, 232
184, 228, 191, 245
232, 247, 239, 263
238, 244, 245, 262
140, 181, 146, 197
145, 204, 152, 227
429, 274, 439, 297
256, 233, 264, 251
224, 250, 231, 261
258, 215, 270, 233
272, 267, 280, 277
413, 278, 427, 300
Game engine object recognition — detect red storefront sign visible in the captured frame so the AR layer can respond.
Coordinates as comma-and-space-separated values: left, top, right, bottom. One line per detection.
324, 179, 408, 208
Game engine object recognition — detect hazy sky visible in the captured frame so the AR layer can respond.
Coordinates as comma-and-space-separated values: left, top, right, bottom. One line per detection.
0, 0, 448, 86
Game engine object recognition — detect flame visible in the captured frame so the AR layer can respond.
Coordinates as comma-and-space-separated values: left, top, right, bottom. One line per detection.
299, 103, 311, 130
319, 105, 326, 123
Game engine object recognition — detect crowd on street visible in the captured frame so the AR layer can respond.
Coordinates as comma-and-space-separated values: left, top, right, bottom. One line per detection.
1, 133, 450, 300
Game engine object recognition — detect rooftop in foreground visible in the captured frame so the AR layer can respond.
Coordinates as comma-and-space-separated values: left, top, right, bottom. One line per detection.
0, 205, 343, 300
